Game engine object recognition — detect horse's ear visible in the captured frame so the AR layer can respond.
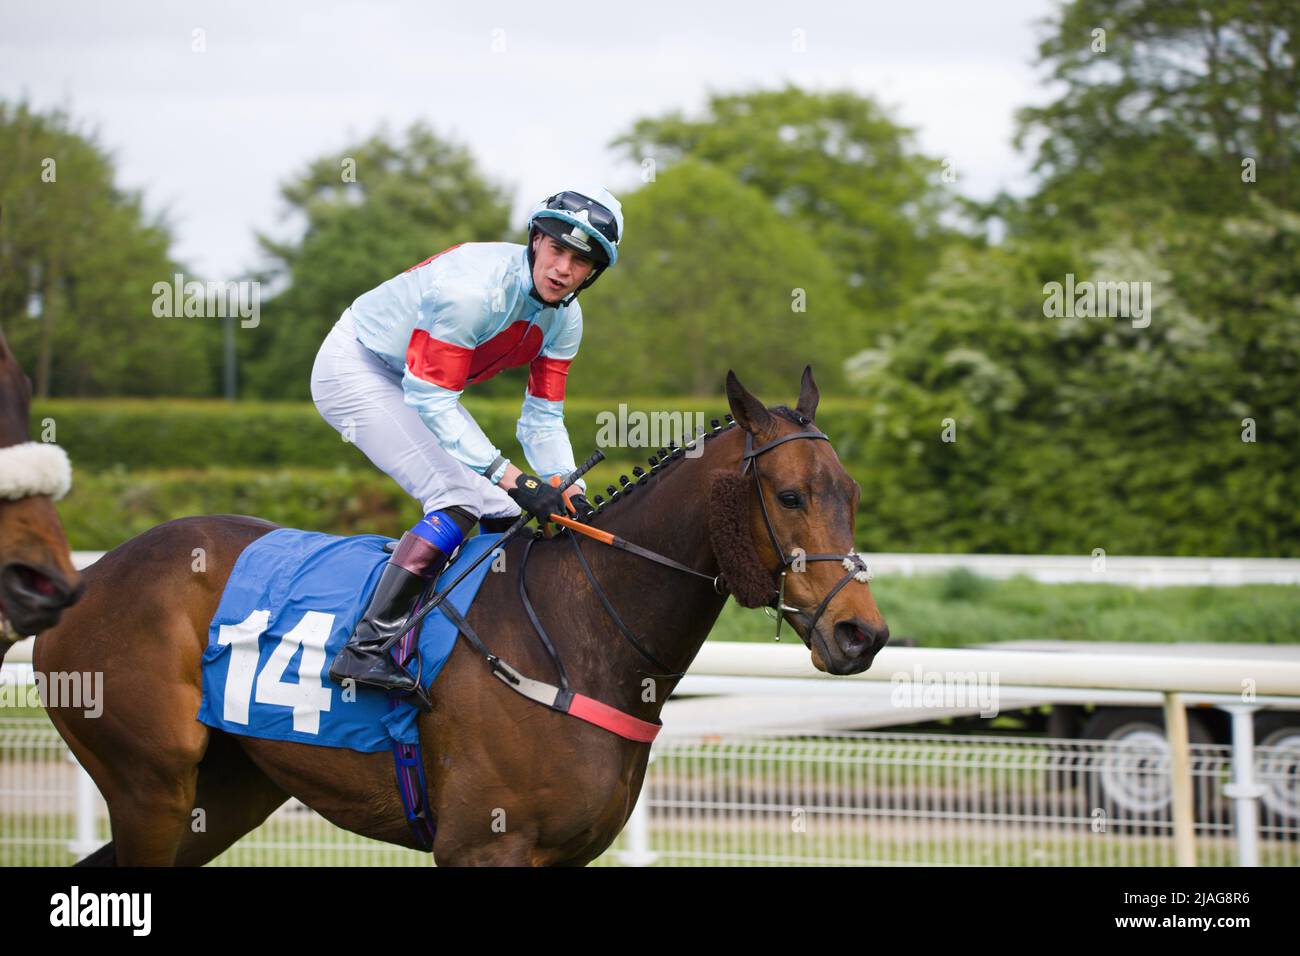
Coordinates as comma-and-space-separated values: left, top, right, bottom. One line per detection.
795, 365, 819, 422
726, 370, 774, 436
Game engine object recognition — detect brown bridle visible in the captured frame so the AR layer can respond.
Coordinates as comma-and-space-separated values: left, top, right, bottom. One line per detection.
737, 425, 873, 648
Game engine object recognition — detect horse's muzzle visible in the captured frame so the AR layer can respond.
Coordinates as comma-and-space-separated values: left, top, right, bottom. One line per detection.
0, 562, 83, 636
826, 617, 889, 674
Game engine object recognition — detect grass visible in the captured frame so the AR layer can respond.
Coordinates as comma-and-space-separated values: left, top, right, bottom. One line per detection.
13, 814, 1282, 868
591, 828, 1294, 867
0, 706, 50, 721
705, 571, 1300, 647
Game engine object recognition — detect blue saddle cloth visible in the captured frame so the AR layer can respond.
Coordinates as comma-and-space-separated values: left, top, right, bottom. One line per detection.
197, 527, 502, 752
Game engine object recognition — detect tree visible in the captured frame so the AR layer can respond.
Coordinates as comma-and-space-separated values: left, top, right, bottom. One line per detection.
1004, 0, 1299, 235
570, 160, 852, 398
238, 123, 513, 399
612, 85, 955, 324
843, 197, 1300, 555
0, 99, 213, 397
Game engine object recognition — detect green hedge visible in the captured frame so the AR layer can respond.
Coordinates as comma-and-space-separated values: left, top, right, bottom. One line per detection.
33, 399, 402, 472
58, 468, 422, 547
31, 397, 733, 473
35, 399, 1298, 556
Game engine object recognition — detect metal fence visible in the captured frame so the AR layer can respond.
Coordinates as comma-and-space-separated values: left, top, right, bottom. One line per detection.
611, 732, 1299, 866
4, 717, 1295, 866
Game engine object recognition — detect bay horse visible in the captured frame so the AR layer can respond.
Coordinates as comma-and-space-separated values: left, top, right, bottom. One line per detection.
0, 327, 82, 659
38, 367, 888, 866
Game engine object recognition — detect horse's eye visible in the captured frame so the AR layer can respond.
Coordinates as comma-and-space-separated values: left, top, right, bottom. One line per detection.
778, 491, 802, 509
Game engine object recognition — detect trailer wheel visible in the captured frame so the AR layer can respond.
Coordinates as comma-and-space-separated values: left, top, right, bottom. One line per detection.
1081, 708, 1213, 825
1255, 713, 1300, 832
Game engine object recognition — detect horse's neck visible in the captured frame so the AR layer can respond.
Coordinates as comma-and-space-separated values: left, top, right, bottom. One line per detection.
558, 431, 740, 718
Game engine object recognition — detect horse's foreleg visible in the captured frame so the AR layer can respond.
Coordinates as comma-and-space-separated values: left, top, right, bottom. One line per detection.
96, 687, 211, 866
47, 690, 207, 866
173, 733, 289, 866
105, 764, 201, 866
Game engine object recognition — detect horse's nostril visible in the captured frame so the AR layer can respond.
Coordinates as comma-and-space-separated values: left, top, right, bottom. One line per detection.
836, 620, 876, 648
25, 568, 58, 597
2, 564, 77, 607
837, 619, 889, 651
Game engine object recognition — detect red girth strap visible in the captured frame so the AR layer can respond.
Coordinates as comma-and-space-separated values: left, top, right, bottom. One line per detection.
568, 693, 661, 743
435, 592, 662, 743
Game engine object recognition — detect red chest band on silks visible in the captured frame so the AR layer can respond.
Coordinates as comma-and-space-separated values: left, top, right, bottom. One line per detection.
406, 322, 550, 391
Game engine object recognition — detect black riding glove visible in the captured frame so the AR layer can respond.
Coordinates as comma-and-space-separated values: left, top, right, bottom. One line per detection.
569, 493, 596, 522
507, 474, 567, 524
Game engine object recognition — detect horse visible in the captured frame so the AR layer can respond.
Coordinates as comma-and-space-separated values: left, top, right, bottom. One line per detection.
37, 367, 889, 866
0, 327, 82, 661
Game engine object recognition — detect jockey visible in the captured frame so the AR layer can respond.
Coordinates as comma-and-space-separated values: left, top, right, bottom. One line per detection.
310, 185, 623, 696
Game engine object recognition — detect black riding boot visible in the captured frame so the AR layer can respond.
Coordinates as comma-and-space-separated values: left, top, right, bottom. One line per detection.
328, 509, 474, 694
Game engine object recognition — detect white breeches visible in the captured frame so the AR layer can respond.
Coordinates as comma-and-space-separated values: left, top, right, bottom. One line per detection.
310, 309, 520, 521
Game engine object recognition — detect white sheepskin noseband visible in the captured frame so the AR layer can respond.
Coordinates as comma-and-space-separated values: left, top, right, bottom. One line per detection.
0, 442, 72, 501
842, 550, 873, 583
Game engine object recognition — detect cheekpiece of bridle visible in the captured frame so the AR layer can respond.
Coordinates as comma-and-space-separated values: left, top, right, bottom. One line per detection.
738, 420, 873, 645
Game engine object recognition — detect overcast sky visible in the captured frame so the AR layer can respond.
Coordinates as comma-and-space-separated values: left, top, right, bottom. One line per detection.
2, 0, 1058, 279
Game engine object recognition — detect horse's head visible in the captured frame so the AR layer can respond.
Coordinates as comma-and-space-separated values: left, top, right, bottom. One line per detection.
0, 328, 82, 640
711, 366, 888, 675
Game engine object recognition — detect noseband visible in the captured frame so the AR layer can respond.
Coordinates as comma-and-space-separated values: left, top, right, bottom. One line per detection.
0, 441, 72, 502
737, 425, 873, 647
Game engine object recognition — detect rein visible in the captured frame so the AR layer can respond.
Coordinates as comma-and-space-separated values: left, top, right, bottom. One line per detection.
422, 416, 873, 745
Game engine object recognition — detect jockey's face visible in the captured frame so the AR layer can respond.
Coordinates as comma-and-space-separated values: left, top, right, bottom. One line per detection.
532, 232, 597, 304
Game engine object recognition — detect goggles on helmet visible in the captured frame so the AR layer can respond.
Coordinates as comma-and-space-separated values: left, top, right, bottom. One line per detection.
542, 191, 620, 248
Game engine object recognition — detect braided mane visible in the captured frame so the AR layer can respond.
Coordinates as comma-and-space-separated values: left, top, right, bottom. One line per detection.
584, 405, 809, 521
